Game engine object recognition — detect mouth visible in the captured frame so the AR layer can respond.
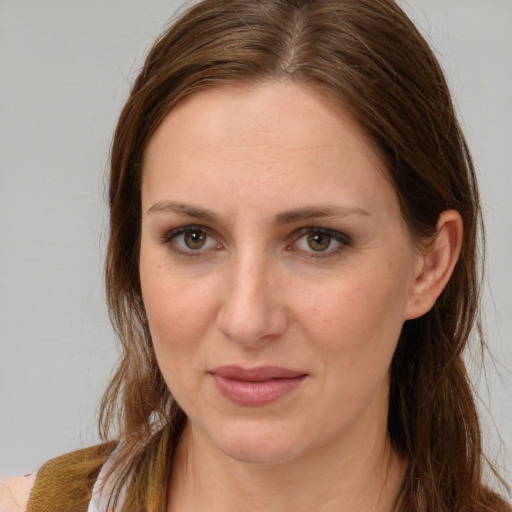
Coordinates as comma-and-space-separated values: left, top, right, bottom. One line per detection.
209, 366, 308, 406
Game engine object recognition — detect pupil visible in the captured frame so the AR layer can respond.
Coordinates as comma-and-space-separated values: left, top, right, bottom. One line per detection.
308, 233, 330, 251
185, 231, 206, 249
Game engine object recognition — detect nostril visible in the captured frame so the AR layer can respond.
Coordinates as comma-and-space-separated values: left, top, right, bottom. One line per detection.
215, 260, 288, 345
216, 299, 287, 346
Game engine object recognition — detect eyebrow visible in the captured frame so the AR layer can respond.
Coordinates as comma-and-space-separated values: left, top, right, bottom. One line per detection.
147, 201, 219, 221
146, 201, 371, 223
274, 206, 371, 224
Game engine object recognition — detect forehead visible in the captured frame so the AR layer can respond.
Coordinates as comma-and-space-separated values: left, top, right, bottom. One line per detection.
144, 81, 382, 169
141, 81, 396, 218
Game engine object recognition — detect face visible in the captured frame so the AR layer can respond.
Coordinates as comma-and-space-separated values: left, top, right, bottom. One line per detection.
140, 81, 420, 466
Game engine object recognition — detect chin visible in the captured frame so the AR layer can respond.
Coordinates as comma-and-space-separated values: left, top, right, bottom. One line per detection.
199, 419, 306, 466
219, 440, 301, 466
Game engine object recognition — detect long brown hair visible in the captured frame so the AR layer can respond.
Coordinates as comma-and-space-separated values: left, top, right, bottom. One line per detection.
100, 0, 510, 510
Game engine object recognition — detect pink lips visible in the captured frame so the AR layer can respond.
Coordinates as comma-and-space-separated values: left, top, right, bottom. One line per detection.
209, 366, 307, 406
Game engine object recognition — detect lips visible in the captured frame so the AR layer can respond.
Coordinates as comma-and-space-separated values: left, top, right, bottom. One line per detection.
209, 366, 307, 406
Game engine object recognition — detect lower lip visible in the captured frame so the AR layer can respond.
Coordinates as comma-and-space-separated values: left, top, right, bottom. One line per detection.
211, 374, 306, 406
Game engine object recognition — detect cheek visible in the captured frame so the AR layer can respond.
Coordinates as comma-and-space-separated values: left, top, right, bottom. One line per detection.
141, 280, 213, 405
139, 250, 219, 386
143, 280, 215, 352
302, 270, 406, 343
296, 255, 411, 389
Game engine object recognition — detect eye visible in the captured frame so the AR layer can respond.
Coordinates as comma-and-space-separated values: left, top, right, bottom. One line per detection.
183, 230, 208, 250
163, 226, 221, 256
292, 228, 350, 257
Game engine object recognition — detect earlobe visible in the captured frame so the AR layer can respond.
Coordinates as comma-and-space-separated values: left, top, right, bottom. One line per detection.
405, 210, 463, 320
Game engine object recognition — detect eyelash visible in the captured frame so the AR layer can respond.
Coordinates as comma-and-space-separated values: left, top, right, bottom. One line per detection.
289, 227, 351, 258
161, 225, 221, 258
161, 225, 351, 259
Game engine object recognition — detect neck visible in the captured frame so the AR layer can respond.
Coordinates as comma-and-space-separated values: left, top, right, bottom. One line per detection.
167, 416, 405, 512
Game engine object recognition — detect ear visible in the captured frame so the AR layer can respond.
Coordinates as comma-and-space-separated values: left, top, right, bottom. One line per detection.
404, 210, 463, 320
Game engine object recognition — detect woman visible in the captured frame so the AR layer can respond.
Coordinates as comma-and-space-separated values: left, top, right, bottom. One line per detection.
2, 0, 510, 510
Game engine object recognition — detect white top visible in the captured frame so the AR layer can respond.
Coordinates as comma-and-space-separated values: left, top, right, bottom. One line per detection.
87, 449, 126, 512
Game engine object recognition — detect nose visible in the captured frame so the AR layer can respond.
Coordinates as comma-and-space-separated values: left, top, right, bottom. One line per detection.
216, 255, 288, 348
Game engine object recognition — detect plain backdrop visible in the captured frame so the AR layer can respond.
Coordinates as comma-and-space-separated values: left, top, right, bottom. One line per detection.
1, 0, 511, 486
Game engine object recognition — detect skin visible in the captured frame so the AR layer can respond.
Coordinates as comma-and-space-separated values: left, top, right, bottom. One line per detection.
0, 474, 35, 512
139, 81, 462, 512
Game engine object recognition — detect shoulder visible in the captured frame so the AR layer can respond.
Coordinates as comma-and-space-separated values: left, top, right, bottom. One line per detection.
0, 443, 117, 512
24, 442, 117, 512
0, 474, 36, 512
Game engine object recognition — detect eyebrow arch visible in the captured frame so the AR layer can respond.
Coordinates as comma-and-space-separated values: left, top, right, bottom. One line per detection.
146, 201, 219, 222
275, 206, 371, 225
147, 201, 371, 224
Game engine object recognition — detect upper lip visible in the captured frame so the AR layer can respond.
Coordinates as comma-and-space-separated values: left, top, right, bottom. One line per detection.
209, 365, 307, 381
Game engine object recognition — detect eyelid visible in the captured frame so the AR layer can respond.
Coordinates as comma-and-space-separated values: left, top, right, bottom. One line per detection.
160, 224, 351, 259
162, 225, 222, 257
289, 227, 352, 257
292, 226, 351, 244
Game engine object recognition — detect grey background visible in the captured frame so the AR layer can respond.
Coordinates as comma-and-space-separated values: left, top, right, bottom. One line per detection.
1, 0, 511, 486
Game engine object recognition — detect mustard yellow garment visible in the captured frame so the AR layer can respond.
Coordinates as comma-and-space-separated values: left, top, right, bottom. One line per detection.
26, 442, 116, 512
